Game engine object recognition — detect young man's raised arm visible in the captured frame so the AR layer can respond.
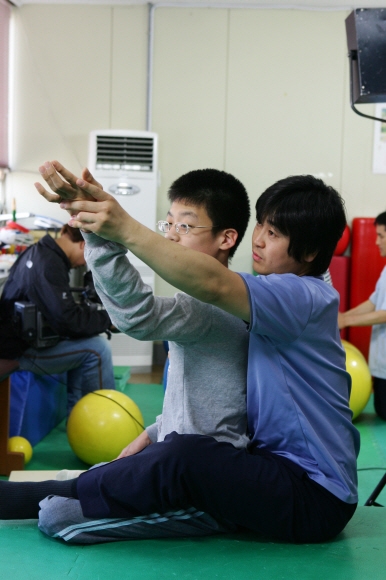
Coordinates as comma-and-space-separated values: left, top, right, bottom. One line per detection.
35, 161, 250, 322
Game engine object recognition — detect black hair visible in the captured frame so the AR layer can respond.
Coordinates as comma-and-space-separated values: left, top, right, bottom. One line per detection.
255, 175, 347, 276
60, 223, 84, 244
375, 212, 386, 228
168, 169, 250, 259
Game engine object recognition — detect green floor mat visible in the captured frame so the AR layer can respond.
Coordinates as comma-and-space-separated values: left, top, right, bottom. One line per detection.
1, 386, 386, 579
0, 507, 385, 580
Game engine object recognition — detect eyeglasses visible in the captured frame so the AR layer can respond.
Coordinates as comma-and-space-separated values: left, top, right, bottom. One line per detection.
157, 221, 218, 235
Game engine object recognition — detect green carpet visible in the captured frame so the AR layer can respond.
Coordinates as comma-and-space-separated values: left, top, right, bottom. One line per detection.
1, 386, 386, 579
1, 509, 385, 580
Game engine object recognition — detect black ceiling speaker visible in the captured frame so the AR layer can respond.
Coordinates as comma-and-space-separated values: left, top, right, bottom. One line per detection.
345, 8, 386, 122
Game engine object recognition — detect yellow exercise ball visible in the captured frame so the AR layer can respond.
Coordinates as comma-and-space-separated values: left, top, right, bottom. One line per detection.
67, 390, 144, 465
8, 436, 33, 464
341, 340, 372, 420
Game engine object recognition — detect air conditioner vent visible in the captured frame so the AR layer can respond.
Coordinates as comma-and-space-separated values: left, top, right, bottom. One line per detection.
96, 135, 154, 171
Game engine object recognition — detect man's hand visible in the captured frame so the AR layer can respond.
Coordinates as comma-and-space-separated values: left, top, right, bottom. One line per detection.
109, 324, 120, 333
35, 160, 101, 208
117, 430, 152, 459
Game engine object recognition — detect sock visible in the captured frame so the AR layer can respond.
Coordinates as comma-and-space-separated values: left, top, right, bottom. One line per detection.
55, 469, 86, 481
0, 478, 78, 520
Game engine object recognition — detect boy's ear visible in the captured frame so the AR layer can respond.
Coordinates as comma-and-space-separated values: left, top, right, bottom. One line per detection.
303, 251, 318, 263
219, 228, 238, 251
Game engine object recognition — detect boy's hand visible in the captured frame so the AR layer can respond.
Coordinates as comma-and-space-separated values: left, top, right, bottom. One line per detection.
35, 160, 100, 209
117, 430, 152, 459
36, 159, 132, 244
60, 179, 132, 245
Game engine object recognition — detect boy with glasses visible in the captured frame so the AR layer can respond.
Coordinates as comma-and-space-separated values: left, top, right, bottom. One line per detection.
0, 166, 251, 542
82, 167, 251, 460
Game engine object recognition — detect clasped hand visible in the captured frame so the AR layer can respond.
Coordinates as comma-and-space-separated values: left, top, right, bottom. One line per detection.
35, 160, 130, 244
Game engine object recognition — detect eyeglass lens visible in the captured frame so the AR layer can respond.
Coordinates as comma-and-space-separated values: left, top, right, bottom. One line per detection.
158, 221, 189, 234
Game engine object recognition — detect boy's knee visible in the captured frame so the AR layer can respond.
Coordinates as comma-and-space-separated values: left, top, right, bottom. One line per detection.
161, 432, 218, 466
163, 432, 198, 453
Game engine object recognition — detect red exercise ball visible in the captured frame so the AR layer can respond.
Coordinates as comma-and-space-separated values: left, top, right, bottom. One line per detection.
334, 225, 351, 256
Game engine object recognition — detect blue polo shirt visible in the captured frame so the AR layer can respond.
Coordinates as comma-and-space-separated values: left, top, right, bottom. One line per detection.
239, 272, 360, 504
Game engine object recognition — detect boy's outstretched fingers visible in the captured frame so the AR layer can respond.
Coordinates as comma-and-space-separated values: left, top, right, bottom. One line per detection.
52, 161, 99, 199
51, 161, 103, 192
34, 181, 62, 204
36, 160, 95, 203
51, 160, 79, 187
38, 161, 76, 197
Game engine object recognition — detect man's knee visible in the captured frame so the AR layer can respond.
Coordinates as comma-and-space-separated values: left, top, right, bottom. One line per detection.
84, 336, 112, 359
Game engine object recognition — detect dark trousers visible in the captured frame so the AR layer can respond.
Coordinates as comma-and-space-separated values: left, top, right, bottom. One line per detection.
373, 377, 386, 420
76, 432, 356, 544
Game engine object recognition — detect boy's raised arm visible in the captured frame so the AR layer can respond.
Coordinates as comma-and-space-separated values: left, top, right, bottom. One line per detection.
35, 161, 251, 322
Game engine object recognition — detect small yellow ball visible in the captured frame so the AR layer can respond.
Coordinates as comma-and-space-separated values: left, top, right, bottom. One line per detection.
342, 340, 372, 420
8, 436, 33, 464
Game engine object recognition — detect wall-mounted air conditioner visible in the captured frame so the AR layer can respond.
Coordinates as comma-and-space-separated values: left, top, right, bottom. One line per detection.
88, 129, 158, 372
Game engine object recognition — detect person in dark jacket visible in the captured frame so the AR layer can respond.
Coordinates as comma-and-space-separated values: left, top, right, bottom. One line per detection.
0, 224, 115, 415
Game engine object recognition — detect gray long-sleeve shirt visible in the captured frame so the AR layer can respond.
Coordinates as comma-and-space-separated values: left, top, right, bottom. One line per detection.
84, 233, 250, 449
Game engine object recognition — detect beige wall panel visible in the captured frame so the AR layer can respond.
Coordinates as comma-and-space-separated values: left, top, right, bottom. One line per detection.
11, 5, 112, 172
226, 9, 347, 195
341, 71, 386, 223
224, 10, 348, 270
110, 6, 148, 129
151, 7, 229, 296
152, 7, 228, 191
7, 4, 148, 224
8, 5, 112, 221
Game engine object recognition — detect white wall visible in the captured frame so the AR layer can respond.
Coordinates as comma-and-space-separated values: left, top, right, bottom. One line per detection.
6, 4, 386, 296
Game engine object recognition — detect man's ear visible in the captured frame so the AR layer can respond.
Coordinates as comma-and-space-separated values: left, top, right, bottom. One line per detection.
219, 228, 238, 251
79, 240, 86, 251
303, 251, 317, 263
